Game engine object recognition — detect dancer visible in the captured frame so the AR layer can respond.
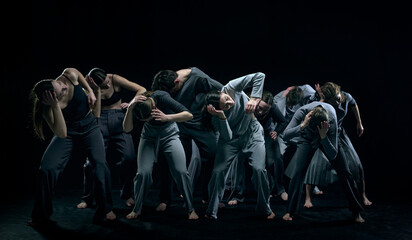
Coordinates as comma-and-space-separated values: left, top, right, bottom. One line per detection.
123, 90, 199, 220
202, 72, 275, 219
28, 68, 115, 226
303, 82, 372, 208
281, 101, 365, 223
77, 68, 146, 209
226, 90, 289, 206
152, 67, 223, 207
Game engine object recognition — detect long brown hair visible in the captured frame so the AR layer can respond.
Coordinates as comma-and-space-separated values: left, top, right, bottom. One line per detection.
30, 79, 54, 140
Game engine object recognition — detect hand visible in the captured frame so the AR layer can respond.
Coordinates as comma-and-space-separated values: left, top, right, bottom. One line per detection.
245, 98, 258, 114
357, 122, 364, 137
301, 110, 313, 130
120, 102, 129, 109
129, 95, 147, 108
317, 121, 330, 139
207, 104, 226, 119
282, 86, 295, 98
42, 90, 59, 107
269, 131, 278, 140
315, 83, 325, 101
151, 108, 168, 122
88, 92, 97, 107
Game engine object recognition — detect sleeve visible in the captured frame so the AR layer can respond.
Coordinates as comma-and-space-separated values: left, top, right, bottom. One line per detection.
343, 91, 357, 107
320, 114, 338, 160
224, 72, 265, 98
281, 107, 306, 141
159, 91, 189, 113
270, 104, 288, 134
192, 68, 224, 94
300, 84, 316, 104
211, 116, 232, 141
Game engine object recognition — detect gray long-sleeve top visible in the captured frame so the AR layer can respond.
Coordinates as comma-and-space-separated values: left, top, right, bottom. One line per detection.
282, 101, 338, 160
212, 72, 265, 142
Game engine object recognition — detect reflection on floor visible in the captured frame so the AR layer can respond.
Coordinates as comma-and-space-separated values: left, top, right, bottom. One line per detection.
1, 185, 411, 240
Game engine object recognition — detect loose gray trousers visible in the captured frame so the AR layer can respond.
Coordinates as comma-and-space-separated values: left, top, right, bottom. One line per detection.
131, 122, 194, 215
207, 119, 272, 218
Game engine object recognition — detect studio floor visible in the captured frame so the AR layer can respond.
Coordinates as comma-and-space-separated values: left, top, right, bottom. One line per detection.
1, 184, 411, 240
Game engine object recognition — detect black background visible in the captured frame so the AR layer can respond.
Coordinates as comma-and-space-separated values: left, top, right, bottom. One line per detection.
3, 0, 411, 203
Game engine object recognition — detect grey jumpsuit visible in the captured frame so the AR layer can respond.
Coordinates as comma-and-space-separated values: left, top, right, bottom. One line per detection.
206, 72, 273, 219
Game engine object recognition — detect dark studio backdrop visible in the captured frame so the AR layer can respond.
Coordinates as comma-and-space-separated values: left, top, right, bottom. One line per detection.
3, 0, 411, 205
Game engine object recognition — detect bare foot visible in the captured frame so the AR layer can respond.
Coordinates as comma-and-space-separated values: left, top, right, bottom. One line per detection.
280, 192, 288, 201
156, 202, 167, 212
304, 199, 313, 208
125, 198, 135, 207
267, 212, 275, 220
106, 211, 117, 221
204, 214, 216, 220
282, 213, 293, 221
363, 195, 372, 206
218, 202, 225, 208
313, 186, 323, 195
228, 199, 238, 206
188, 210, 199, 220
353, 213, 365, 223
77, 201, 88, 209
126, 211, 141, 220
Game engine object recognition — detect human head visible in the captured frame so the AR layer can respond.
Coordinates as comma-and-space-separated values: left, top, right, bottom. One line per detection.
132, 91, 155, 122
319, 82, 345, 107
255, 90, 273, 118
30, 79, 55, 140
201, 90, 234, 130
152, 70, 179, 94
286, 86, 304, 108
32, 79, 55, 101
88, 67, 110, 89
204, 90, 234, 111
308, 105, 329, 132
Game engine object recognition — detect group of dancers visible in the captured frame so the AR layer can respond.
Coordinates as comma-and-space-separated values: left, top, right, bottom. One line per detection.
28, 66, 371, 227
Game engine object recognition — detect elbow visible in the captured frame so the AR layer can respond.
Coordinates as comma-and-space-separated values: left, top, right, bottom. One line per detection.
57, 131, 67, 139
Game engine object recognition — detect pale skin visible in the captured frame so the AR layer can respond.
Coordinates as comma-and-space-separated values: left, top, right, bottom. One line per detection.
123, 94, 198, 220
206, 93, 275, 220
41, 68, 116, 221
77, 73, 146, 209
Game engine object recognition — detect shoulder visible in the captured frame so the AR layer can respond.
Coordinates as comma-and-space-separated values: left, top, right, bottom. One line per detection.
61, 68, 79, 83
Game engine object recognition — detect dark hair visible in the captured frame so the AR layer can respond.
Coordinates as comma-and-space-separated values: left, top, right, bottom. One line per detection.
201, 90, 222, 131
30, 79, 55, 140
132, 91, 155, 120
261, 90, 274, 105
152, 70, 178, 92
88, 68, 107, 85
286, 87, 304, 106
308, 105, 329, 132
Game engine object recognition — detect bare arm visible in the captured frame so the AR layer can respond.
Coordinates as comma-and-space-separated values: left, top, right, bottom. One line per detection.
113, 74, 147, 96
42, 90, 67, 138
351, 105, 364, 137
151, 109, 193, 122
